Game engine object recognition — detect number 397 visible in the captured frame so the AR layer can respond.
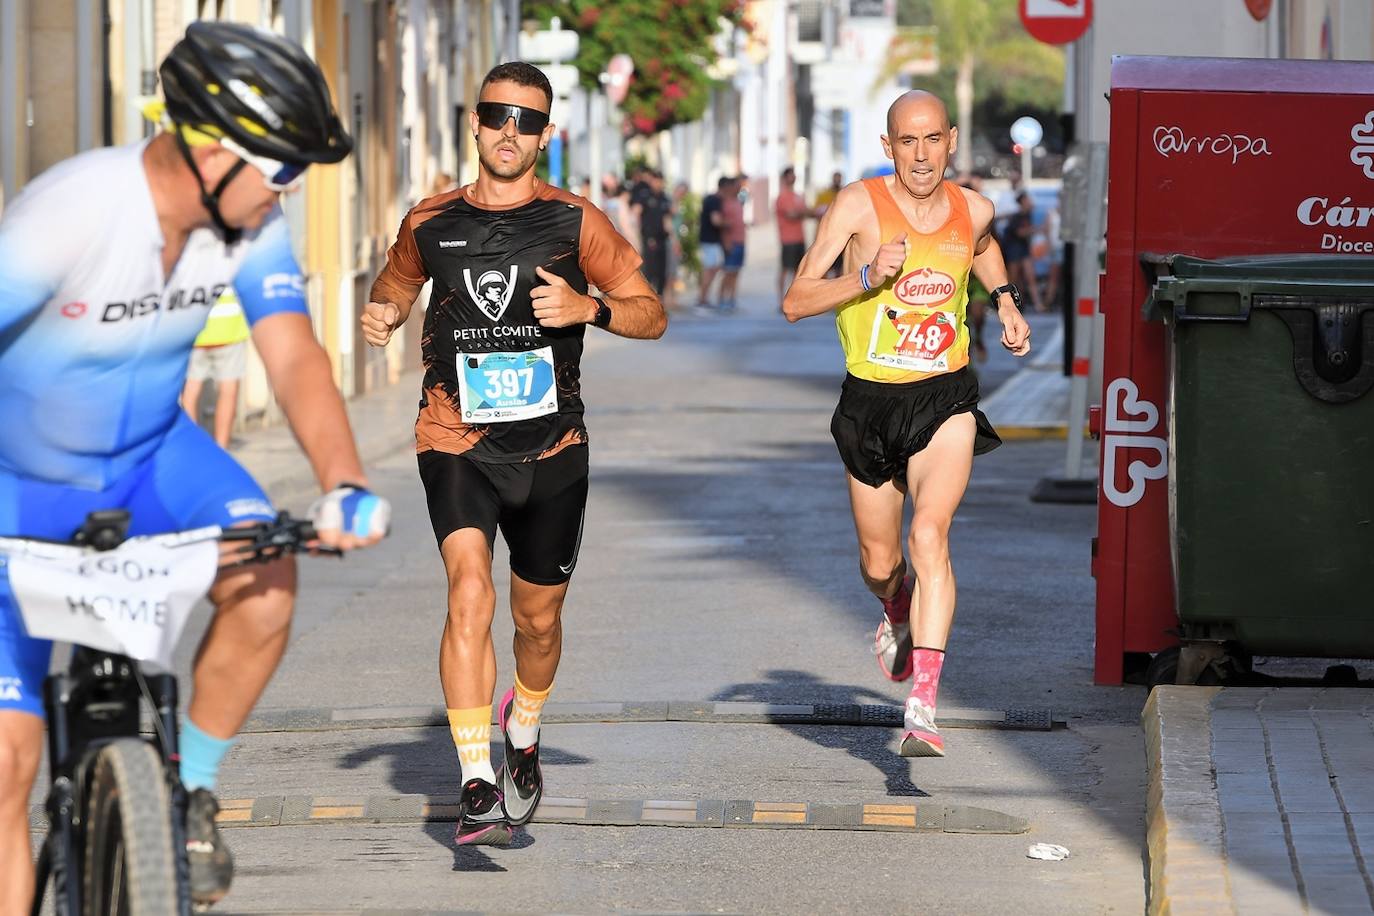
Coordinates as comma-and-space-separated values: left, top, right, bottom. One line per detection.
483, 367, 534, 399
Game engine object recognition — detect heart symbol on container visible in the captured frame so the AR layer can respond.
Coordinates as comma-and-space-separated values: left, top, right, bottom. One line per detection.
1105, 378, 1159, 434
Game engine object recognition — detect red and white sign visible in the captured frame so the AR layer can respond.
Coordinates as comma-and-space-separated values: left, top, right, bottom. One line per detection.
604, 54, 634, 106
1019, 0, 1092, 45
1245, 0, 1273, 21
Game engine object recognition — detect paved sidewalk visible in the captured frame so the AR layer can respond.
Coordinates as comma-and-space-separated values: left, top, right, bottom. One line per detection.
1143, 686, 1374, 915
229, 369, 421, 501
978, 323, 1075, 439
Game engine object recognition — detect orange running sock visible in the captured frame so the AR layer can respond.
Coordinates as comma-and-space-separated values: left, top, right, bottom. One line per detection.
447, 705, 496, 785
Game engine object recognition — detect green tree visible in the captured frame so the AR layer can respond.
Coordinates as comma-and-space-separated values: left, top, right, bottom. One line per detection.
527, 0, 745, 136
885, 0, 1063, 172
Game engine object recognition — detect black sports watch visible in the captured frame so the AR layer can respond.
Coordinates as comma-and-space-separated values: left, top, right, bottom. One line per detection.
989, 283, 1022, 309
591, 296, 613, 329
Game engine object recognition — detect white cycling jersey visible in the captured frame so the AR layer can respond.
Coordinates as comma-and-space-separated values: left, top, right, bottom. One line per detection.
0, 140, 309, 489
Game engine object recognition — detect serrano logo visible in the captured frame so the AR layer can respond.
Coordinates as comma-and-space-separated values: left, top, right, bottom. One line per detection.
1350, 112, 1374, 179
463, 265, 519, 322
1152, 126, 1271, 165
893, 267, 957, 307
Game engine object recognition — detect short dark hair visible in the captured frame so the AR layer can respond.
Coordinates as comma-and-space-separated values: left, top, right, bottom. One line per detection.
781, 166, 795, 180
717, 176, 732, 189
480, 61, 553, 108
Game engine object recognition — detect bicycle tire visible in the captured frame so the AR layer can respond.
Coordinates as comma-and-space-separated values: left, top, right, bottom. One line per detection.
81, 739, 178, 915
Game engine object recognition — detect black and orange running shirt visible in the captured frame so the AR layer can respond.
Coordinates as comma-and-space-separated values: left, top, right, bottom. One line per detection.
378, 181, 641, 463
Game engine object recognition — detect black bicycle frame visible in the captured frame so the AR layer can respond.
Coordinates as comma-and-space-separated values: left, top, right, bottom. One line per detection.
31, 648, 192, 916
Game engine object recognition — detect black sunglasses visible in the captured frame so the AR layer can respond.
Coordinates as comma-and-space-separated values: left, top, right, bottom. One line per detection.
475, 102, 550, 135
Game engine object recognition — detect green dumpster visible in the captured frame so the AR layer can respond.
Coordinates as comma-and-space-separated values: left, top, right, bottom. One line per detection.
1145, 253, 1374, 659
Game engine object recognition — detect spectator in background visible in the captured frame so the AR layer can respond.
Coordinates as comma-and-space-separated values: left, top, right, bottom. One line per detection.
697, 176, 728, 311
1040, 202, 1064, 312
636, 169, 672, 296
574, 175, 592, 200
999, 191, 1045, 312
993, 169, 1023, 238
775, 166, 813, 303
668, 180, 690, 309
601, 173, 637, 250
718, 175, 747, 313
182, 286, 250, 448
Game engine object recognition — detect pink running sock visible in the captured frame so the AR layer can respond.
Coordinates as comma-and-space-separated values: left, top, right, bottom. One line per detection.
881, 576, 912, 625
909, 647, 946, 711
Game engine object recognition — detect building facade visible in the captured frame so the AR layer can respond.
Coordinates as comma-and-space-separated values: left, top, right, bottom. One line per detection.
0, 0, 520, 430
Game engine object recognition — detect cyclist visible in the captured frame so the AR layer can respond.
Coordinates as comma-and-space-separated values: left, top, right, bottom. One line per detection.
0, 22, 389, 909
782, 90, 1030, 759
363, 62, 666, 846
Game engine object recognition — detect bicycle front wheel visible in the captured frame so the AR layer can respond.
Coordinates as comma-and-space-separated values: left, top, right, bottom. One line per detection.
81, 738, 178, 915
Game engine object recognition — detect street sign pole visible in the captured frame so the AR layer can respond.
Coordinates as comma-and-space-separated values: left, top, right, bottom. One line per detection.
519, 18, 580, 187
1010, 116, 1043, 181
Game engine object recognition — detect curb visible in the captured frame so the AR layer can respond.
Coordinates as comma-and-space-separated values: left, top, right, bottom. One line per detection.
1142, 686, 1232, 915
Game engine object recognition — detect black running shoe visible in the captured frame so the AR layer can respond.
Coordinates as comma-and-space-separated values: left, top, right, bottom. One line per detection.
455, 778, 512, 846
497, 688, 543, 826
186, 788, 233, 906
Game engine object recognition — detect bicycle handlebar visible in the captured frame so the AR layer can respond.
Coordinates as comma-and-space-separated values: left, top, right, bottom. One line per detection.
219, 512, 343, 565
15, 510, 343, 563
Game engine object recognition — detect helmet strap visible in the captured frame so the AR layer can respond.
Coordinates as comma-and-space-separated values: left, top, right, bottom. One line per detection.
173, 128, 249, 245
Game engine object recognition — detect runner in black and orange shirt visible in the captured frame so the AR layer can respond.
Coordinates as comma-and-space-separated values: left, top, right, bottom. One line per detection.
363, 62, 666, 846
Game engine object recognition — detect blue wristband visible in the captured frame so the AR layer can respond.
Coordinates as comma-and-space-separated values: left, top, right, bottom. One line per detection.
860, 264, 872, 291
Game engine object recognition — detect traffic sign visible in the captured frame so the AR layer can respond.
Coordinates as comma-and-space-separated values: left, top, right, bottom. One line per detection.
518, 22, 579, 63
539, 63, 580, 99
601, 53, 634, 106
1010, 116, 1044, 149
1245, 0, 1273, 20
1019, 0, 1092, 45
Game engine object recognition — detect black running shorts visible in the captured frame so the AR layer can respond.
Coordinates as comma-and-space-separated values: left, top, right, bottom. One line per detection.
418, 444, 589, 585
781, 242, 806, 271
830, 368, 1001, 488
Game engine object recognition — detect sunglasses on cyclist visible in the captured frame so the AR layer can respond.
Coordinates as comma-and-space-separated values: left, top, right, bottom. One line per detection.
219, 136, 308, 191
475, 101, 550, 135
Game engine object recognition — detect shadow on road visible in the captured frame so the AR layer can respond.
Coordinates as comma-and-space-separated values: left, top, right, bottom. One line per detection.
712, 669, 930, 798
340, 727, 590, 855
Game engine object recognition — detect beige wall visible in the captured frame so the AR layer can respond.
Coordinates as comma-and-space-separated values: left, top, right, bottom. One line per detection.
2, 0, 514, 417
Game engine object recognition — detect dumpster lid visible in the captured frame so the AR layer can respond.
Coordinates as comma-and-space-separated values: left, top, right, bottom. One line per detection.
1145, 252, 1374, 283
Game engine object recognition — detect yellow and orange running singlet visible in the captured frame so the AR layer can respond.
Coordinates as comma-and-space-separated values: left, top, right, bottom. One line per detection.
835, 178, 974, 384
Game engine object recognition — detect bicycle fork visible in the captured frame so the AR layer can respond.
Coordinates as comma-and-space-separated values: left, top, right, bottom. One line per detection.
145, 671, 194, 913
33, 672, 80, 916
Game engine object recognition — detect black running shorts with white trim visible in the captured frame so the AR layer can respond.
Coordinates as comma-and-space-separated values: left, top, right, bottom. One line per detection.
418, 444, 588, 585
830, 367, 1001, 488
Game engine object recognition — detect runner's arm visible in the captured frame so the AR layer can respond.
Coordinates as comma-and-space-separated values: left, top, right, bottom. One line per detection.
369, 271, 426, 326
966, 189, 1031, 356
368, 210, 428, 327
781, 184, 867, 322
598, 270, 668, 339
568, 201, 667, 340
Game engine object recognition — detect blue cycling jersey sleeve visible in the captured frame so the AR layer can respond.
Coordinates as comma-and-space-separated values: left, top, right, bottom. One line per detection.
233, 210, 310, 325
0, 202, 71, 338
